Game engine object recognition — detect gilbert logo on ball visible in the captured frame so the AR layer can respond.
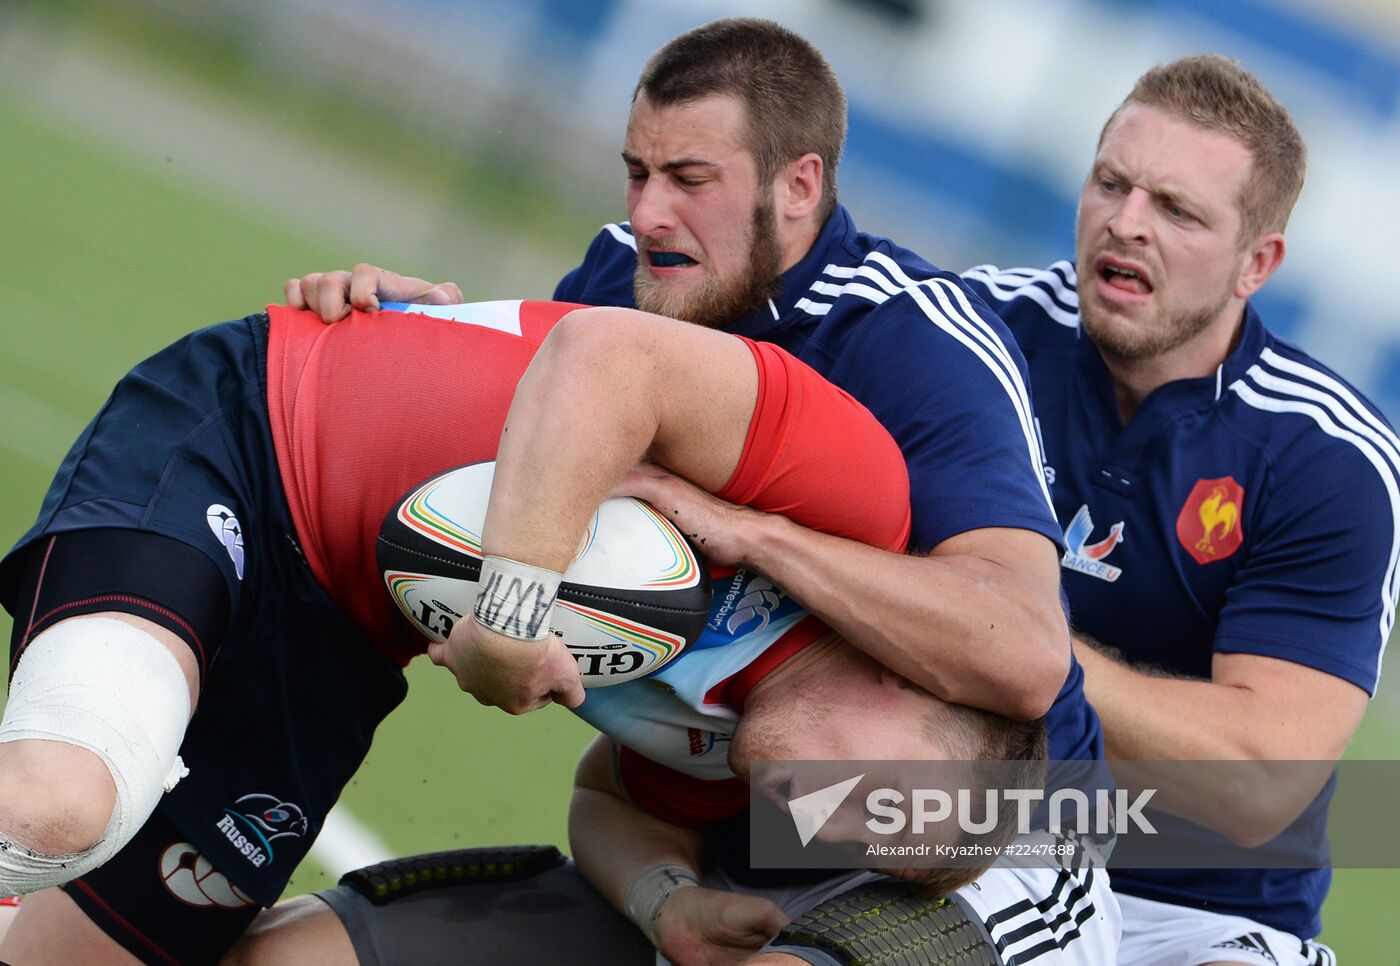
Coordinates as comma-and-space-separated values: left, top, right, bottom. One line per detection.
379, 462, 711, 686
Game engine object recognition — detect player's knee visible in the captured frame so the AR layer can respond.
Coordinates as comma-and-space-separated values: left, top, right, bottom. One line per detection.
0, 616, 192, 894
0, 740, 116, 858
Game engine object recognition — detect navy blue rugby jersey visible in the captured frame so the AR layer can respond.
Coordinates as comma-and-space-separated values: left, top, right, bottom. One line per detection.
557, 206, 1101, 764
965, 260, 1400, 938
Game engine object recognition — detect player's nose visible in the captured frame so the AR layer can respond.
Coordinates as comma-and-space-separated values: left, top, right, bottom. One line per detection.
628, 178, 678, 238
1106, 187, 1153, 245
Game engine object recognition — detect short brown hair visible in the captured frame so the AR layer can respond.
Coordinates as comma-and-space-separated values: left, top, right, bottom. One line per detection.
1101, 54, 1307, 243
913, 704, 1048, 897
635, 18, 846, 221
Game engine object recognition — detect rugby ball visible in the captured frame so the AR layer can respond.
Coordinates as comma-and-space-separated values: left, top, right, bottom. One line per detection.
378, 461, 710, 686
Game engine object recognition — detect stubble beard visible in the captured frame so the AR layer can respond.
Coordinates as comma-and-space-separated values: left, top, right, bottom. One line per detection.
633, 199, 783, 330
1079, 278, 1231, 364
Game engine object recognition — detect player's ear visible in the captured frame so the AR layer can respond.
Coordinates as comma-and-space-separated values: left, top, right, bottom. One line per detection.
778, 153, 824, 223
1235, 231, 1285, 299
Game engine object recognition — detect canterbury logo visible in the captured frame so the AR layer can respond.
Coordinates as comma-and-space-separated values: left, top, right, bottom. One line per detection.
206, 504, 245, 580
726, 581, 782, 634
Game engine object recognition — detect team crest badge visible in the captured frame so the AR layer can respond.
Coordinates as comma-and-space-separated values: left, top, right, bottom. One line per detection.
1061, 505, 1125, 582
214, 793, 309, 868
1177, 477, 1245, 565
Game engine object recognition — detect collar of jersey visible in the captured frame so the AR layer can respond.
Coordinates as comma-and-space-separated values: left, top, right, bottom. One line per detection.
723, 204, 857, 344
1077, 300, 1269, 426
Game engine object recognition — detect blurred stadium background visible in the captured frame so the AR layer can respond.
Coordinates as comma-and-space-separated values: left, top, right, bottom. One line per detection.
1, 0, 1397, 957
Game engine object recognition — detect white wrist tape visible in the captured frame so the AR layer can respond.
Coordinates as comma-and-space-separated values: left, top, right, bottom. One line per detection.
0, 617, 191, 895
472, 555, 563, 641
623, 862, 700, 946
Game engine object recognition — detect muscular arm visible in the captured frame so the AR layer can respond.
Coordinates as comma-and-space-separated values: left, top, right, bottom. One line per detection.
426, 307, 761, 710
1076, 640, 1367, 844
570, 735, 704, 913
618, 467, 1069, 719
739, 519, 1065, 719
570, 737, 788, 964
484, 303, 1068, 718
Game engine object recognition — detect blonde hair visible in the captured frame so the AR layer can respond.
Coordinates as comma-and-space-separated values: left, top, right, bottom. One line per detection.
1102, 54, 1307, 243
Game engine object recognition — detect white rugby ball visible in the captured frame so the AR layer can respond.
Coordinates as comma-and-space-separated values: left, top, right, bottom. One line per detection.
378, 461, 711, 686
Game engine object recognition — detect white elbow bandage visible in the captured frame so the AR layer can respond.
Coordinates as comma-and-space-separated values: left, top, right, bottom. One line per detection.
0, 617, 191, 894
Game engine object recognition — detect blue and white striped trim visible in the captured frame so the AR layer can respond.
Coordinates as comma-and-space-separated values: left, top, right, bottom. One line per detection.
962, 261, 1081, 329
795, 252, 1055, 517
793, 263, 887, 317
1229, 348, 1400, 684
603, 222, 637, 251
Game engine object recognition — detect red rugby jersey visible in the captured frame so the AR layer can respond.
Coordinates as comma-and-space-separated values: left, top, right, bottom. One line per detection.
263, 302, 911, 676
265, 301, 574, 665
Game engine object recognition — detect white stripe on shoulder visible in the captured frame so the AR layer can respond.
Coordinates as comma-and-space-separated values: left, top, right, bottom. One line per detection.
1260, 348, 1400, 455
793, 297, 832, 316
962, 262, 1080, 329
863, 251, 1055, 517
793, 260, 908, 317
1245, 352, 1400, 671
966, 261, 1078, 292
791, 256, 1054, 517
603, 223, 637, 251
1229, 373, 1400, 681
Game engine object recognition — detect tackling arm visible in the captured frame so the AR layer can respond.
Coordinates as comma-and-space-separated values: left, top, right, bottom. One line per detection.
616, 466, 1068, 719
736, 517, 1066, 719
1076, 640, 1366, 845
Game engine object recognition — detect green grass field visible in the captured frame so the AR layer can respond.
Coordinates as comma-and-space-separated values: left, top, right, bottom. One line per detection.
1, 80, 1397, 961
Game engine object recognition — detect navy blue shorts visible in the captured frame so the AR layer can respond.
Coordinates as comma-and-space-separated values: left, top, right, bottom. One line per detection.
1, 315, 409, 963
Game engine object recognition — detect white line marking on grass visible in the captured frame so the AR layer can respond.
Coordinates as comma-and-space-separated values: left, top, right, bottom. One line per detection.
309, 803, 396, 876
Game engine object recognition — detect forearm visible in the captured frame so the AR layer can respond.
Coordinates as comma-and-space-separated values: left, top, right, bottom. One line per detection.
1075, 644, 1243, 756
569, 787, 703, 914
738, 513, 1068, 718
1075, 639, 1356, 844
1075, 642, 1261, 760
569, 739, 703, 916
